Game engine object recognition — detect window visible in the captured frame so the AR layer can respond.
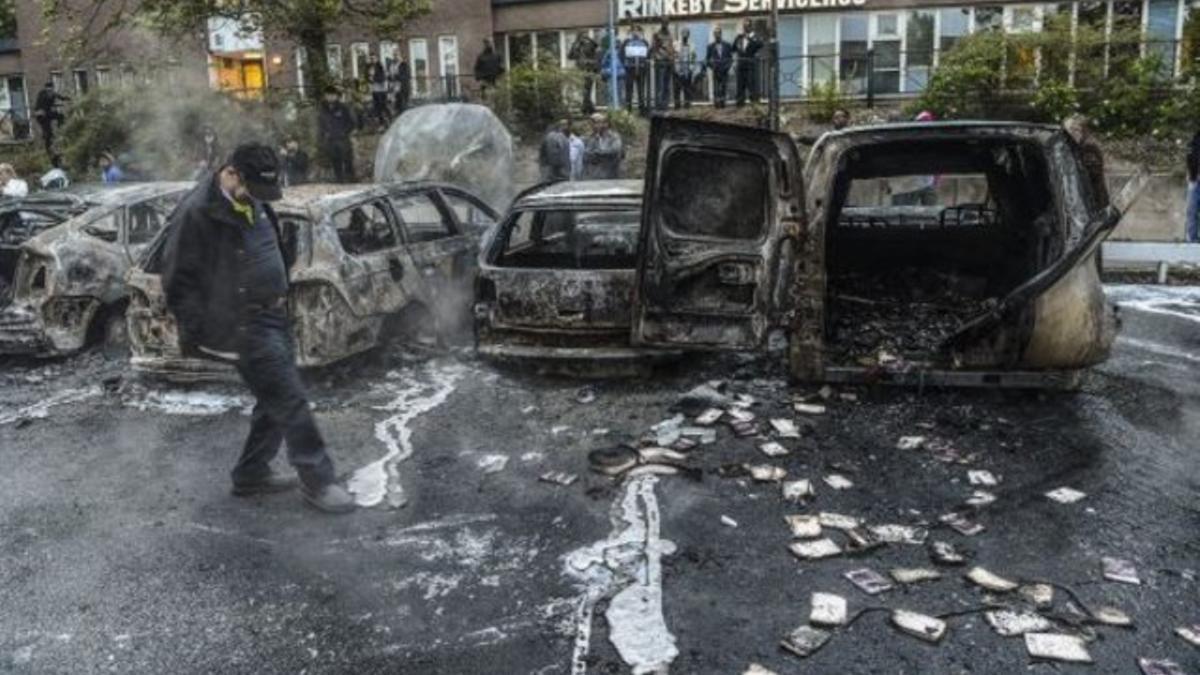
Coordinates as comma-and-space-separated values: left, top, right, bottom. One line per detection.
536, 31, 563, 68
334, 201, 396, 255
95, 68, 111, 88
872, 13, 901, 94
1041, 4, 1074, 82
326, 44, 343, 79
439, 35, 459, 98
380, 40, 400, 69
906, 10, 935, 91
1077, 0, 1108, 86
72, 69, 88, 95
498, 208, 641, 269
442, 192, 495, 231
82, 213, 119, 243
1147, 0, 1180, 75
1005, 6, 1040, 89
939, 8, 970, 53
508, 33, 533, 68
660, 148, 766, 240
839, 15, 869, 94
295, 48, 308, 97
50, 71, 64, 93
778, 17, 804, 98
974, 6, 1004, 32
350, 42, 370, 80
392, 193, 452, 243
807, 15, 837, 89
410, 39, 429, 96
126, 197, 177, 247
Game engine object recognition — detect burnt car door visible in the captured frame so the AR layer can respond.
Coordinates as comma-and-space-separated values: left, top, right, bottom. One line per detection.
631, 116, 804, 350
329, 197, 415, 317
121, 194, 183, 264
388, 188, 478, 328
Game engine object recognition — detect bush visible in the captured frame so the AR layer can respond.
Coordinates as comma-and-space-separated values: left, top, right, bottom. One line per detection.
1091, 55, 1167, 138
1029, 79, 1079, 123
490, 65, 584, 136
910, 31, 1005, 119
806, 81, 852, 123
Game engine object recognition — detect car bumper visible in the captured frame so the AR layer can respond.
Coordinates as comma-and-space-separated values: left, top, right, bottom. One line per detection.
0, 305, 50, 355
131, 355, 239, 383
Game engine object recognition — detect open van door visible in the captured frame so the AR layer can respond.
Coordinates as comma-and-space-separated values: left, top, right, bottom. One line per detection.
631, 117, 804, 350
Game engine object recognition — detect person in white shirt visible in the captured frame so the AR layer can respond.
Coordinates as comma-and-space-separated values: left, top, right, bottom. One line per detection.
0, 163, 29, 197
568, 122, 586, 181
40, 154, 70, 190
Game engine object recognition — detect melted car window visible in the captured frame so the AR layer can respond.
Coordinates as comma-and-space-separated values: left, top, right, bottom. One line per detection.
393, 193, 453, 243
127, 196, 179, 246
841, 174, 996, 228
83, 213, 119, 243
659, 148, 767, 240
334, 202, 396, 255
498, 209, 640, 270
442, 193, 495, 231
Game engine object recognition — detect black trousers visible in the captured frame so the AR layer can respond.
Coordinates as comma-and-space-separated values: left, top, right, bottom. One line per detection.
673, 72, 694, 109
713, 72, 729, 108
325, 140, 354, 183
36, 117, 54, 154
371, 92, 390, 124
580, 73, 596, 114
736, 63, 758, 106
624, 69, 648, 114
232, 308, 336, 490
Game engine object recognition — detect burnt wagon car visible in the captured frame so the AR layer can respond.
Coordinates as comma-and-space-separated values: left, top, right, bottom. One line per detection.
0, 192, 93, 298
476, 117, 1140, 387
127, 182, 497, 378
0, 183, 191, 356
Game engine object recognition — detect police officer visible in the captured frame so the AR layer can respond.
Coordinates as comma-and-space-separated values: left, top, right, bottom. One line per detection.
162, 143, 355, 514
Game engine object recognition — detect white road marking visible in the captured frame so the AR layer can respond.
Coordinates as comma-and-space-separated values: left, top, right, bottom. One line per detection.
123, 390, 251, 416
0, 386, 101, 426
1106, 284, 1200, 325
348, 361, 466, 508
1117, 336, 1200, 364
565, 475, 678, 675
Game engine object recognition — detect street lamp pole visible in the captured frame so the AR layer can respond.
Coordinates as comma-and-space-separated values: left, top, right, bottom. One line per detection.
608, 0, 620, 108
769, 1, 781, 131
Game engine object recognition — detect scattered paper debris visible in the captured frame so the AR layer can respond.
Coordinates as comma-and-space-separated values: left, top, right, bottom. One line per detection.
520, 405, 537, 414
695, 408, 724, 426
1139, 658, 1187, 675
746, 464, 788, 483
1045, 487, 1087, 504
728, 408, 756, 423
759, 441, 790, 457
985, 610, 1053, 637
780, 625, 831, 658
896, 436, 927, 450
1174, 625, 1200, 647
770, 418, 802, 438
845, 568, 893, 595
1093, 606, 1132, 627
730, 420, 759, 437
818, 512, 861, 530
742, 664, 780, 675
967, 470, 999, 486
839, 392, 858, 402
680, 426, 718, 444
1018, 584, 1054, 607
891, 610, 947, 643
871, 524, 928, 545
810, 592, 848, 627
1102, 557, 1141, 585
966, 567, 1018, 592
575, 387, 596, 404
928, 540, 970, 566
672, 437, 698, 452
785, 515, 822, 539
782, 480, 815, 502
1024, 633, 1093, 663
965, 490, 997, 507
844, 528, 884, 554
626, 464, 679, 477
823, 474, 854, 490
790, 539, 842, 560
639, 447, 689, 463
721, 515, 739, 528
890, 568, 942, 584
793, 403, 826, 415
940, 512, 985, 536
539, 471, 578, 486
478, 454, 509, 474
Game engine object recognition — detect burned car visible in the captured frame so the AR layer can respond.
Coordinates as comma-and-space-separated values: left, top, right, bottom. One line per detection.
0, 183, 191, 356
479, 118, 1135, 387
127, 182, 497, 378
0, 192, 93, 298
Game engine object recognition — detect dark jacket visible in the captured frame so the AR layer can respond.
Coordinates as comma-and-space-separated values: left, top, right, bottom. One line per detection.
733, 32, 765, 64
539, 129, 571, 182
568, 36, 600, 72
474, 48, 504, 84
706, 40, 734, 76
161, 175, 290, 354
1188, 131, 1200, 183
317, 101, 356, 145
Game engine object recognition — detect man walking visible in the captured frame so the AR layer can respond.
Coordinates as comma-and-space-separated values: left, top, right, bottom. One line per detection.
474, 38, 505, 100
733, 20, 764, 107
33, 81, 68, 156
318, 86, 356, 183
568, 31, 600, 114
706, 28, 734, 109
538, 120, 571, 183
161, 143, 355, 514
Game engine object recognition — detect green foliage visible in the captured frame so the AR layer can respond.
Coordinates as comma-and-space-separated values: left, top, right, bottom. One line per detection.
0, 141, 53, 181
1029, 79, 1079, 123
490, 65, 585, 136
0, 0, 16, 38
1092, 55, 1168, 137
602, 108, 642, 142
909, 31, 1004, 119
56, 84, 315, 179
1182, 8, 1200, 77
806, 80, 852, 123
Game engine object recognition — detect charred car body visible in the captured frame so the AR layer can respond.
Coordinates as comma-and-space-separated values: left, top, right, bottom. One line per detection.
128, 182, 497, 378
0, 183, 191, 356
478, 118, 1134, 387
0, 192, 93, 298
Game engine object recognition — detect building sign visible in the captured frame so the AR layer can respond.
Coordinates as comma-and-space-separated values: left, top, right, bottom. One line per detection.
619, 0, 867, 20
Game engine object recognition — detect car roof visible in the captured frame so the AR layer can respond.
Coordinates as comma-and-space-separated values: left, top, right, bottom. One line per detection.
284, 181, 477, 213
812, 121, 1063, 152
513, 180, 643, 209
61, 182, 194, 205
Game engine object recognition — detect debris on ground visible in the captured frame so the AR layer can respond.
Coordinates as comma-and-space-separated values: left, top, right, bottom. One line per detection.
940, 512, 985, 536
539, 471, 578, 486
966, 567, 1019, 592
845, 567, 894, 595
1024, 632, 1093, 663
984, 609, 1054, 637
721, 515, 739, 528
746, 464, 788, 483
823, 474, 854, 490
928, 540, 970, 566
769, 418, 802, 438
1045, 486, 1088, 504
680, 426, 718, 445
871, 524, 928, 545
674, 382, 735, 416
782, 480, 815, 502
1093, 606, 1133, 627
780, 625, 832, 658
785, 515, 822, 539
896, 436, 927, 450
1173, 625, 1200, 647
818, 512, 861, 531
742, 664, 780, 675
790, 539, 842, 560
575, 387, 596, 404
844, 527, 884, 555
890, 567, 942, 585
1138, 658, 1188, 675
639, 447, 689, 464
694, 408, 724, 426
478, 454, 509, 474
1102, 556, 1142, 585
965, 490, 997, 507
891, 610, 947, 643
967, 470, 999, 486
1019, 583, 1054, 607
759, 441, 790, 457
809, 592, 848, 627
793, 403, 826, 416
588, 447, 640, 476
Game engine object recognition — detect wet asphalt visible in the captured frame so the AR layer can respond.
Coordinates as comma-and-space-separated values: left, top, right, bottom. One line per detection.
0, 286, 1197, 675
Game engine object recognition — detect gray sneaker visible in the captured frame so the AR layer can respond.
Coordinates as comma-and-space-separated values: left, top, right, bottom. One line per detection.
302, 483, 357, 514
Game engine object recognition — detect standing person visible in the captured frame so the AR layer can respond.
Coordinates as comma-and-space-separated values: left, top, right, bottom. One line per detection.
98, 152, 123, 183
279, 138, 310, 187
40, 155, 70, 190
1063, 114, 1109, 211
317, 86, 356, 183
568, 32, 600, 115
568, 122, 586, 181
161, 143, 354, 513
733, 19, 765, 107
474, 38, 505, 100
599, 30, 626, 109
674, 29, 699, 110
33, 82, 68, 157
367, 55, 391, 127
1187, 129, 1200, 243
538, 120, 571, 183
390, 54, 412, 116
197, 125, 222, 174
831, 108, 851, 131
706, 28, 734, 109
583, 114, 624, 180
651, 21, 676, 112
0, 164, 28, 197
622, 26, 650, 116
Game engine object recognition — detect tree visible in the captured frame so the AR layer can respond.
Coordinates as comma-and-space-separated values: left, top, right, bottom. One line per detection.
0, 0, 16, 39
40, 0, 430, 98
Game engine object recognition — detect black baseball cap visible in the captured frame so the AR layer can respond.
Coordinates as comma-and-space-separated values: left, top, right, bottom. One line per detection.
230, 142, 283, 202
